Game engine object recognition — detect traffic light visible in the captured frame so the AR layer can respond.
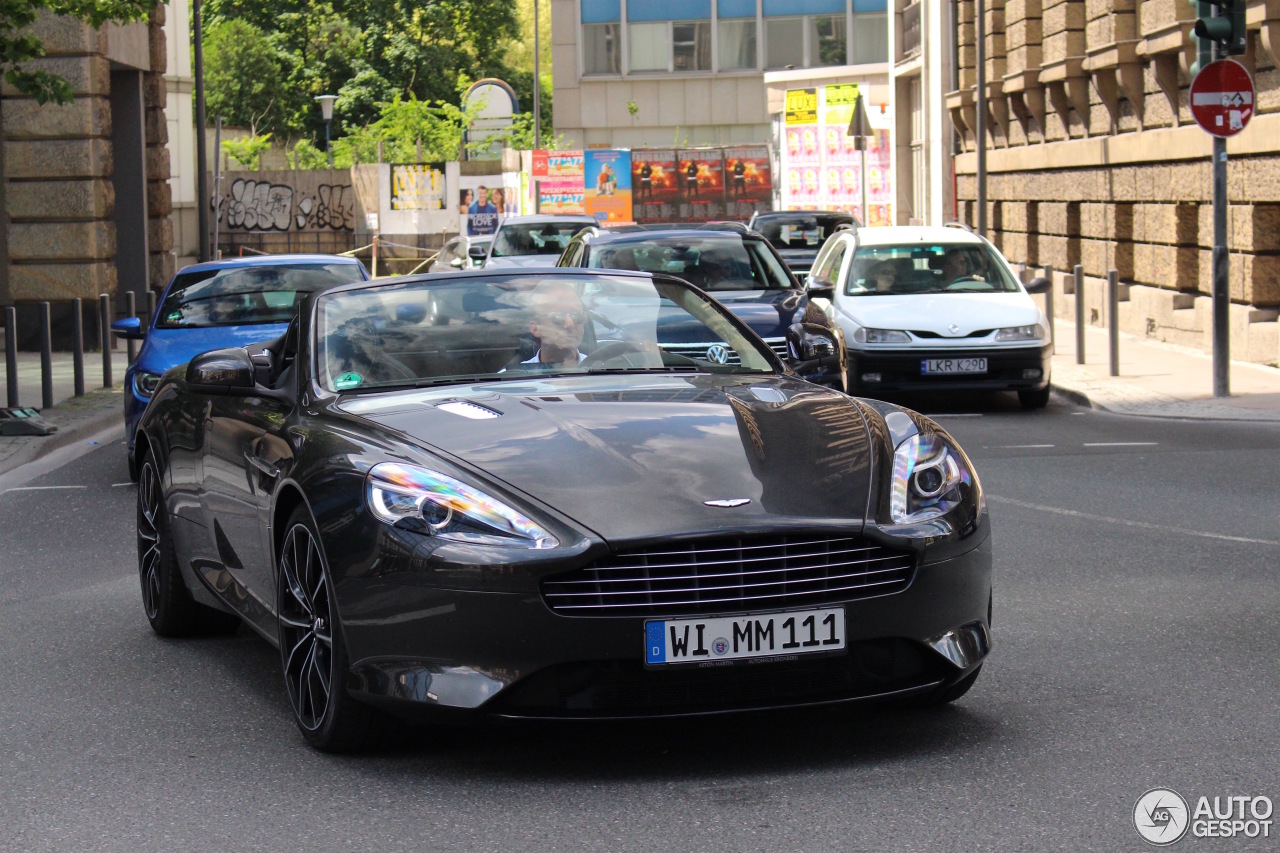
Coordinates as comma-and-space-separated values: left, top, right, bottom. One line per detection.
1194, 0, 1246, 56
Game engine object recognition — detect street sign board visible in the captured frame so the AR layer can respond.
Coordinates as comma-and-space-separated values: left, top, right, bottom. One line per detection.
1190, 59, 1254, 137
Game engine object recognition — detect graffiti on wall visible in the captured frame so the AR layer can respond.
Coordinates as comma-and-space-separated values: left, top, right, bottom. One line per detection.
215, 172, 358, 232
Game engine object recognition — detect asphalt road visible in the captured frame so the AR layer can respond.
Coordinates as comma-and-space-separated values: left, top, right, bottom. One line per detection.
1, 392, 1278, 852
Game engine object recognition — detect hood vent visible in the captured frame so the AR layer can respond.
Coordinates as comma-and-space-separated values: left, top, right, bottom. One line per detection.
435, 400, 501, 420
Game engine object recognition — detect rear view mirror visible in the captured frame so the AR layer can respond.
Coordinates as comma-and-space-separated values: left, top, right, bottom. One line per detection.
467, 245, 488, 260
187, 348, 254, 392
1024, 276, 1051, 294
111, 316, 145, 340
786, 323, 839, 362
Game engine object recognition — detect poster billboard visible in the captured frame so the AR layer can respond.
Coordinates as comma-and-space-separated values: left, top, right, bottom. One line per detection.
390, 163, 446, 211
532, 150, 585, 179
630, 148, 680, 222
584, 149, 632, 224
539, 180, 586, 215
677, 148, 726, 222
457, 177, 516, 235
723, 145, 772, 220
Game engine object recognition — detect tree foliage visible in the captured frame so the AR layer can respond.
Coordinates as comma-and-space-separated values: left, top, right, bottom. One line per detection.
204, 19, 283, 132
1, 0, 153, 104
221, 132, 273, 169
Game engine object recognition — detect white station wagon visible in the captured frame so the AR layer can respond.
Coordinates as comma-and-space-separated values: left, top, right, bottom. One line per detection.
806, 223, 1053, 408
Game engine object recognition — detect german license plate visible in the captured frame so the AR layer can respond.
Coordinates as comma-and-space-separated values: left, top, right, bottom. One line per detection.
922, 357, 987, 375
645, 607, 845, 666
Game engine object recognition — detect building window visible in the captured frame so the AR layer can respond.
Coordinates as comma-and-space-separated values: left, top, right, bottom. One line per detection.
629, 22, 671, 72
850, 12, 888, 64
583, 23, 622, 74
673, 20, 712, 71
718, 19, 757, 69
765, 17, 805, 69
809, 15, 847, 66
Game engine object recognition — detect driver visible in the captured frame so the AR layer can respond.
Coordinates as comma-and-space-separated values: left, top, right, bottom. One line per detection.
941, 249, 972, 282
522, 284, 588, 368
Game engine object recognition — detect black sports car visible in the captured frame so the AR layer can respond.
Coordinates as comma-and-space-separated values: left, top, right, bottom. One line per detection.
134, 268, 992, 752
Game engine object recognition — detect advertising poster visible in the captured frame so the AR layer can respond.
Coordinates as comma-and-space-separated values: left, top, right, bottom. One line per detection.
677, 148, 726, 222
539, 179, 586, 215
584, 149, 633, 224
457, 176, 504, 235
532, 150, 585, 180
784, 88, 821, 211
630, 148, 680, 222
865, 128, 893, 226
390, 162, 446, 211
723, 145, 773, 220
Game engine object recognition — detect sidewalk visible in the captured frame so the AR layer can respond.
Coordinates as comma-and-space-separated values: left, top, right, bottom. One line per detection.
1049, 318, 1280, 421
1, 349, 129, 410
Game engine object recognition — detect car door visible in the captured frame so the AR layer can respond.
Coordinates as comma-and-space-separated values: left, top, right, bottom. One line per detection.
200, 348, 293, 611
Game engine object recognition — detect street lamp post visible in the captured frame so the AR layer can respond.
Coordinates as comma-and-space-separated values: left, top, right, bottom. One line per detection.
315, 95, 337, 168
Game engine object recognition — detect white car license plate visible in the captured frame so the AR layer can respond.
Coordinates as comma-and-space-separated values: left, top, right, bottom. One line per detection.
645, 607, 845, 666
922, 357, 988, 375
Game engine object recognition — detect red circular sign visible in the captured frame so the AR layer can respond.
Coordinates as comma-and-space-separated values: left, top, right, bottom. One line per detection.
1191, 59, 1255, 137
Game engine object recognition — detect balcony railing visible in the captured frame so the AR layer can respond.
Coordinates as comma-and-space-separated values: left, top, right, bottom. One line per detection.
901, 1, 921, 58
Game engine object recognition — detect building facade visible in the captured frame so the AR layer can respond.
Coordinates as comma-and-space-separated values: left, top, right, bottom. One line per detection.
551, 0, 889, 149
942, 0, 1280, 364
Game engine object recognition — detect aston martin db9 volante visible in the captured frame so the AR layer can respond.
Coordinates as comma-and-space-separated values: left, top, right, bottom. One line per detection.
133, 268, 992, 752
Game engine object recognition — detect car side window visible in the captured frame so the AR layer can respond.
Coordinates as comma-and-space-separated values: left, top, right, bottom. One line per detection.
811, 238, 847, 285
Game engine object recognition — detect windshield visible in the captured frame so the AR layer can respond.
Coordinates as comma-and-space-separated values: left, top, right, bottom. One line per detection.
586, 237, 793, 292
491, 222, 590, 258
157, 263, 364, 328
315, 274, 778, 392
755, 215, 852, 250
844, 243, 1022, 296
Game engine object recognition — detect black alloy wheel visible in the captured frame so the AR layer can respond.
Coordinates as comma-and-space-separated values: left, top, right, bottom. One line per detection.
277, 506, 381, 751
136, 453, 238, 636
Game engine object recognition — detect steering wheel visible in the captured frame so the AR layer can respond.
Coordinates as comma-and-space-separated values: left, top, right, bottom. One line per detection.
580, 340, 649, 366
944, 275, 993, 291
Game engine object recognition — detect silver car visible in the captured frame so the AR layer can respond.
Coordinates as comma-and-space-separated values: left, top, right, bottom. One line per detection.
429, 235, 492, 273
484, 215, 598, 269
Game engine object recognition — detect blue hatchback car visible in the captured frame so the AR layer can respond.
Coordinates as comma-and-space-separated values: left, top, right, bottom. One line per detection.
113, 254, 368, 479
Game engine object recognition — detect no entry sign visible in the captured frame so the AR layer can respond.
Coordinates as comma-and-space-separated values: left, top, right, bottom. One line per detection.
1191, 59, 1255, 137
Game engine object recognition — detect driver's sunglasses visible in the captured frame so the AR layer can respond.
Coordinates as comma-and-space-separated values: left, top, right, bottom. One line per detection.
545, 310, 587, 326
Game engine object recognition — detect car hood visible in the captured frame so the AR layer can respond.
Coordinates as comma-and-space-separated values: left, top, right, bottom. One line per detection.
339, 374, 873, 542
701, 289, 806, 339
836, 292, 1041, 336
137, 323, 290, 374
484, 255, 562, 270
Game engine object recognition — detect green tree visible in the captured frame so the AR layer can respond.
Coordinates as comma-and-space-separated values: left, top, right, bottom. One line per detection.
222, 132, 272, 169
1, 0, 154, 104
205, 19, 284, 131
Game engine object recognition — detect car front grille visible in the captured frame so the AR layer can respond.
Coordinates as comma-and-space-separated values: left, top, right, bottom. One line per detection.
660, 337, 789, 365
541, 534, 915, 617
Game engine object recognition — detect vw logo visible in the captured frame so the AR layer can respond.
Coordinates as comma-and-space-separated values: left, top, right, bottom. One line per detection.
706, 344, 730, 364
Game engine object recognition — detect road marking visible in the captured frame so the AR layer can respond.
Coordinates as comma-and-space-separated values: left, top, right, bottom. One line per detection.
111, 482, 134, 488
987, 495, 1280, 546
1083, 442, 1159, 447
932, 413, 984, 418
987, 444, 1055, 449
1, 485, 88, 494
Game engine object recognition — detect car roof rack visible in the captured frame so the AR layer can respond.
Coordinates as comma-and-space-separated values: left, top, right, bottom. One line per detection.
943, 221, 976, 233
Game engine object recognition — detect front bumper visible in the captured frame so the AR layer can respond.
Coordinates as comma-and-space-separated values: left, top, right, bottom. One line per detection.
848, 343, 1052, 393
338, 533, 992, 719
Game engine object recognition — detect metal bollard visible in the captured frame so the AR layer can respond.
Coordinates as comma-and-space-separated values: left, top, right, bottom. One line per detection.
1074, 264, 1085, 365
99, 293, 113, 389
1108, 269, 1120, 377
73, 298, 85, 397
125, 291, 137, 364
39, 302, 53, 410
4, 306, 17, 407
1041, 264, 1055, 346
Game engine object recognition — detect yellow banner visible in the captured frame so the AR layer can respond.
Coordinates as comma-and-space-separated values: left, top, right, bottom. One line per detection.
825, 83, 860, 126
785, 88, 818, 125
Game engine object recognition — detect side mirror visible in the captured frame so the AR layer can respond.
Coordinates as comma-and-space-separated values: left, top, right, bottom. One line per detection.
807, 280, 835, 301
785, 322, 839, 362
1024, 276, 1052, 294
449, 256, 465, 269
111, 316, 145, 340
467, 245, 488, 261
186, 347, 255, 393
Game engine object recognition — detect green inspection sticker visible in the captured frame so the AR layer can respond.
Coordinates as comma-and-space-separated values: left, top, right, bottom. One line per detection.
334, 372, 363, 390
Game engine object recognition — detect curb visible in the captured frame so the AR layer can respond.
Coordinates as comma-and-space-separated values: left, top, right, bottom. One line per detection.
0, 407, 123, 478
1050, 383, 1099, 411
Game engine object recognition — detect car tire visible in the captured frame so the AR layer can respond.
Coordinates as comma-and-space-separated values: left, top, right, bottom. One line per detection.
136, 451, 239, 637
277, 506, 383, 753
1018, 385, 1051, 409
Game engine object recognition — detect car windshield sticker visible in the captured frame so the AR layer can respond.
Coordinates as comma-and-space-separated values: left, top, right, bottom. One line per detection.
166, 311, 181, 322
334, 372, 363, 390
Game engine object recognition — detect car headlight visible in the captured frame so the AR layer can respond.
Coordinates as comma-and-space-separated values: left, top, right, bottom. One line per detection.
366, 462, 558, 549
133, 370, 162, 397
994, 324, 1045, 342
853, 328, 911, 344
890, 433, 976, 524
